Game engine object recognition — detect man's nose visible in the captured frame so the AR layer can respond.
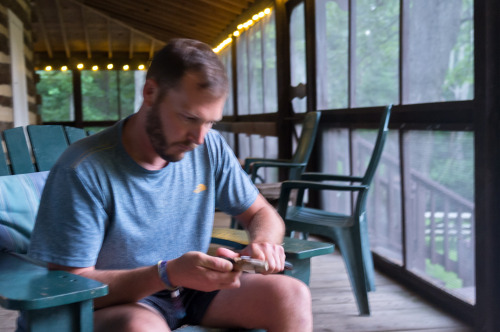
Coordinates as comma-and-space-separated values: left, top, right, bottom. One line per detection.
188, 125, 207, 145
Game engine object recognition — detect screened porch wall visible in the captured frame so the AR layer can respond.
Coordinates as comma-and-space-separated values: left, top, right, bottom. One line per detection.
214, 0, 475, 320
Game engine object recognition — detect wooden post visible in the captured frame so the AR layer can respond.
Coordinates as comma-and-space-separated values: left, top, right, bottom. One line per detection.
474, 0, 500, 330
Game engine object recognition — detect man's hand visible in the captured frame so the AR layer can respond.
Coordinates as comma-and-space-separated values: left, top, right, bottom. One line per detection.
233, 194, 286, 274
167, 251, 243, 292
239, 242, 285, 274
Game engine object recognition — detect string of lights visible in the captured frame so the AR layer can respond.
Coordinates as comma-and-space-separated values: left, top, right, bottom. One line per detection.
43, 63, 146, 72
41, 7, 272, 71
213, 7, 272, 53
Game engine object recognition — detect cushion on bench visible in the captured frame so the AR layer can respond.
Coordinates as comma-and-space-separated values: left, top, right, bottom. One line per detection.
0, 171, 49, 253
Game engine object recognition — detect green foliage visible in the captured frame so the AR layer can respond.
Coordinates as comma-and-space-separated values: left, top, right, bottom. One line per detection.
321, 1, 349, 109
354, 0, 400, 107
37, 71, 73, 122
37, 70, 140, 123
442, 0, 474, 100
318, 0, 473, 108
429, 131, 474, 201
426, 259, 463, 289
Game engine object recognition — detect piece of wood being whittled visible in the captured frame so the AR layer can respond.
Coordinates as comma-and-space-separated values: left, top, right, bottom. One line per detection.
223, 256, 269, 273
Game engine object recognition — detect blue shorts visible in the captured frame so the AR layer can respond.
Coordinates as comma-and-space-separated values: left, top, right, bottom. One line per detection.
138, 288, 219, 329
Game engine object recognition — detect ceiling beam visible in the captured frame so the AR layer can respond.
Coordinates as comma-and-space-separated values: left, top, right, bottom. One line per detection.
149, 39, 155, 59
196, 0, 245, 15
68, 0, 165, 48
92, 11, 215, 44
162, 1, 236, 22
88, 0, 238, 25
107, 18, 112, 58
129, 30, 134, 59
87, 0, 226, 36
80, 6, 92, 58
34, 2, 53, 58
55, 0, 71, 58
218, 0, 255, 9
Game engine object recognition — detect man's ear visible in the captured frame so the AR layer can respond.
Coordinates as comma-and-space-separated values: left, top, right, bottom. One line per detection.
143, 79, 159, 107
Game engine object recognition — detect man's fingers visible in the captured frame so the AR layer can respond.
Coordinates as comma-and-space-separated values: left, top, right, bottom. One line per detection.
242, 242, 285, 274
215, 247, 240, 258
200, 251, 235, 272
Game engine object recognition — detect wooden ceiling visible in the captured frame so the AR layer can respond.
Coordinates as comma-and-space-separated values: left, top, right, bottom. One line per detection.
32, 0, 256, 68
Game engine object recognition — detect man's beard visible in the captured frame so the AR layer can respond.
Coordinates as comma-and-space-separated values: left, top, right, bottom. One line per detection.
145, 104, 186, 163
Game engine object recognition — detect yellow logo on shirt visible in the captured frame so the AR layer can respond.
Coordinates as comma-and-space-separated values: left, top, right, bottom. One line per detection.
193, 184, 207, 193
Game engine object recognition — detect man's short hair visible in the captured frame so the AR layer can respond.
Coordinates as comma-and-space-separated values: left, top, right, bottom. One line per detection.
147, 38, 229, 98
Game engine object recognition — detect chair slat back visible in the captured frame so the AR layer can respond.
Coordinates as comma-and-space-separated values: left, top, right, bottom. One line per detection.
3, 127, 35, 174
27, 125, 69, 172
290, 111, 321, 179
64, 126, 88, 144
0, 142, 11, 176
361, 105, 392, 185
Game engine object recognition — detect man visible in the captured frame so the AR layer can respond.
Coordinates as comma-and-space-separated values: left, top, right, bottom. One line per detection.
27, 38, 312, 331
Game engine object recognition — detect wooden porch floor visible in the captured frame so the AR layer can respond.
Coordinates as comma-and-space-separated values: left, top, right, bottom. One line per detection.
0, 213, 474, 332
308, 252, 472, 331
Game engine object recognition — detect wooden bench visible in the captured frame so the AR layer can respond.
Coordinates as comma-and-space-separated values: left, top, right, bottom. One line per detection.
0, 125, 333, 331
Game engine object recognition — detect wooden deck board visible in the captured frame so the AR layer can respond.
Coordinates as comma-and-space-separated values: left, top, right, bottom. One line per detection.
308, 250, 472, 331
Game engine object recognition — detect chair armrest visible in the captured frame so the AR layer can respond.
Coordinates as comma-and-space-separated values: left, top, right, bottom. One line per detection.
0, 252, 108, 311
281, 180, 368, 193
243, 158, 292, 172
250, 161, 307, 182
301, 172, 364, 183
277, 180, 368, 215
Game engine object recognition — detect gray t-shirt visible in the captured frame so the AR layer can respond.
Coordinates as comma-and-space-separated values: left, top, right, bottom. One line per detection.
28, 119, 258, 269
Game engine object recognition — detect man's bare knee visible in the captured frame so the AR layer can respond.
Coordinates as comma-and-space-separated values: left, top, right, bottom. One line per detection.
253, 276, 312, 332
273, 277, 312, 323
94, 303, 170, 332
203, 274, 312, 332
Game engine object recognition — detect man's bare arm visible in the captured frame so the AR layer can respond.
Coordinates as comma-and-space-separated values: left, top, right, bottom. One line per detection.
48, 251, 239, 309
235, 194, 285, 242
234, 194, 286, 272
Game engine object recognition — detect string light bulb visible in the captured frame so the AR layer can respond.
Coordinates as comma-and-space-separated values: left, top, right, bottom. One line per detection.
214, 37, 232, 53
243, 20, 253, 28
39, 63, 149, 72
214, 7, 272, 53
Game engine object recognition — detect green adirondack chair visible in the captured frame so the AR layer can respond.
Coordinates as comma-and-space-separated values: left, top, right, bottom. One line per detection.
0, 125, 91, 175
27, 125, 69, 172
277, 105, 392, 316
3, 127, 36, 175
244, 111, 322, 184
0, 137, 11, 176
64, 126, 88, 144
243, 112, 322, 204
230, 112, 321, 230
